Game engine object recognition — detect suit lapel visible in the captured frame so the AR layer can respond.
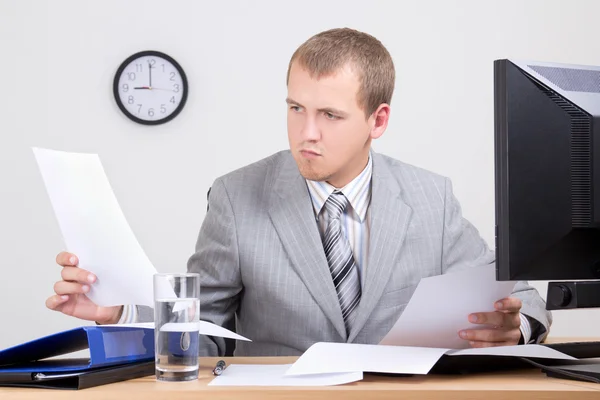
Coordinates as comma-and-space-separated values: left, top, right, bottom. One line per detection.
268, 154, 347, 339
348, 152, 413, 342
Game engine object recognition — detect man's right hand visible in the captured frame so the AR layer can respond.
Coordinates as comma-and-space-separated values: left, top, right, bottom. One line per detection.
46, 252, 123, 325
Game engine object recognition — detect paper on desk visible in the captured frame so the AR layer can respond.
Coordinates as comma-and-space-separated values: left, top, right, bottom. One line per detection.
103, 321, 252, 341
209, 364, 362, 386
285, 342, 450, 376
285, 342, 576, 376
379, 265, 516, 349
33, 147, 157, 308
447, 344, 576, 360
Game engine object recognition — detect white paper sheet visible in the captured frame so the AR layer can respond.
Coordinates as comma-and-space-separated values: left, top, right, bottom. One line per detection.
447, 344, 576, 360
33, 147, 158, 308
102, 321, 252, 341
198, 321, 248, 341
379, 265, 517, 349
285, 342, 576, 376
209, 364, 362, 386
285, 342, 450, 376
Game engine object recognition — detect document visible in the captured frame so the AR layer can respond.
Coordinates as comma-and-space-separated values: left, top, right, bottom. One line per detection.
379, 265, 516, 349
33, 147, 157, 308
285, 342, 576, 377
286, 342, 450, 376
105, 322, 252, 342
209, 364, 362, 386
446, 344, 577, 359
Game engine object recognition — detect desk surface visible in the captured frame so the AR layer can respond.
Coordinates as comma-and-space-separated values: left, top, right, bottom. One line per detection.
2, 338, 600, 400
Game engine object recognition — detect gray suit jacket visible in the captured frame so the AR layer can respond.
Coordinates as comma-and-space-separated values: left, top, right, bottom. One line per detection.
138, 150, 552, 356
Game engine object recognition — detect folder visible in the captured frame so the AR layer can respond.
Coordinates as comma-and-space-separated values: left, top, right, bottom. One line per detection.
0, 325, 155, 389
0, 359, 155, 389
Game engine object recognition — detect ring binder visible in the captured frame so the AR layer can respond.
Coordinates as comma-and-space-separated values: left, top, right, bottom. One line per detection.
0, 325, 156, 389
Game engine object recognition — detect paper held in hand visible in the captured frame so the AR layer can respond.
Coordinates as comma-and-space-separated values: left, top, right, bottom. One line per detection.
379, 264, 517, 349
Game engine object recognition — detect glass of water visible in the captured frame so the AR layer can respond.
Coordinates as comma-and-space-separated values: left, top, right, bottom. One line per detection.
153, 272, 200, 381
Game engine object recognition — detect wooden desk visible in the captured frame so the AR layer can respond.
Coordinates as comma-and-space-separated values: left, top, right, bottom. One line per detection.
2, 339, 599, 400
2, 357, 599, 400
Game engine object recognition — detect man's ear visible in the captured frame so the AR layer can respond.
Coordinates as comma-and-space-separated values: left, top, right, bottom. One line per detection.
370, 104, 391, 140
206, 187, 211, 212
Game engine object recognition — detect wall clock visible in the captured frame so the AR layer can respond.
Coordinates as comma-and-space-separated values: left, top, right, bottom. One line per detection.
113, 50, 188, 125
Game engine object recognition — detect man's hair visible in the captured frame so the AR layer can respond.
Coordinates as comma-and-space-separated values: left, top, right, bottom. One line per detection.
286, 27, 395, 118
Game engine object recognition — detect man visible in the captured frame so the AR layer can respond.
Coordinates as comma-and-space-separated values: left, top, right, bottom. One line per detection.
48, 28, 552, 356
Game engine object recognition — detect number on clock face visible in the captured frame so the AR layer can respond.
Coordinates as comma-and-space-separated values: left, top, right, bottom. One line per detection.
113, 51, 188, 125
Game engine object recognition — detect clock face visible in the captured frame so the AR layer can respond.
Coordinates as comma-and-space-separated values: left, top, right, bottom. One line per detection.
113, 51, 188, 125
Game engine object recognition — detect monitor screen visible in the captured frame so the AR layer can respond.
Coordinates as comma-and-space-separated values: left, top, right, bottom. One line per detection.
494, 59, 600, 282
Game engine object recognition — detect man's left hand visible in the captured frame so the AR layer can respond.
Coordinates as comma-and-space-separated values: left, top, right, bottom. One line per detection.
458, 297, 522, 348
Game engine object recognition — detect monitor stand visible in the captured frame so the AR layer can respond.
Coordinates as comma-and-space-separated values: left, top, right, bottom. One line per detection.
546, 281, 600, 310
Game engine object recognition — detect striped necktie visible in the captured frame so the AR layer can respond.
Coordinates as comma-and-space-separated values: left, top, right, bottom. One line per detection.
323, 191, 362, 334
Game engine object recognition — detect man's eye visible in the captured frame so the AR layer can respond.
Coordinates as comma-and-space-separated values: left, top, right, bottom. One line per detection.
290, 106, 301, 112
325, 112, 338, 120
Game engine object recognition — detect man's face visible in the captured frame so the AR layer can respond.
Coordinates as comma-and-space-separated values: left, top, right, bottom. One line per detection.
286, 61, 379, 188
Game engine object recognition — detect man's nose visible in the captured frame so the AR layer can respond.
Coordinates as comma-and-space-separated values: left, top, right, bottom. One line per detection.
300, 116, 321, 142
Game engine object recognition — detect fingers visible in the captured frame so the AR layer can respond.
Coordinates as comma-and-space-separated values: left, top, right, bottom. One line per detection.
45, 294, 69, 310
461, 305, 522, 346
469, 311, 521, 329
56, 251, 78, 267
469, 311, 504, 327
460, 327, 522, 344
54, 280, 91, 296
505, 312, 521, 329
56, 252, 96, 283
469, 340, 513, 348
495, 297, 522, 313
61, 266, 96, 284
50, 252, 100, 320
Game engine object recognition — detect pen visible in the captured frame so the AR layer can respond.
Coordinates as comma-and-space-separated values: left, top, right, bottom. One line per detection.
212, 360, 226, 376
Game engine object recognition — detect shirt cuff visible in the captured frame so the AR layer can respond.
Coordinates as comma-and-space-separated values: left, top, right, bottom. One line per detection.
117, 304, 138, 324
519, 313, 532, 344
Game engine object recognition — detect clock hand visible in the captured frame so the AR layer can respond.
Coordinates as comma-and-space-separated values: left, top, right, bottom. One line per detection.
148, 61, 153, 88
133, 86, 176, 91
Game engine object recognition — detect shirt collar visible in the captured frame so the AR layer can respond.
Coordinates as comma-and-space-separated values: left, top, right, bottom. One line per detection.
305, 155, 372, 223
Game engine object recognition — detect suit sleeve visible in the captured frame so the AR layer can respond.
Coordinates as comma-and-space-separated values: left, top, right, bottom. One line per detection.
440, 177, 552, 343
187, 178, 243, 356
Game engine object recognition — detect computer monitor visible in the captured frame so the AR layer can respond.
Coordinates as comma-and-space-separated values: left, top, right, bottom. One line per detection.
494, 59, 600, 310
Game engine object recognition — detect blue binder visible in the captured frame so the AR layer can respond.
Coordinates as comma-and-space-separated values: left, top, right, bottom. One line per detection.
0, 325, 154, 380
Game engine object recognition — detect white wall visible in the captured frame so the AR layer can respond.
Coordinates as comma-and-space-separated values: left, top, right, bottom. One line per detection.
2, 0, 600, 350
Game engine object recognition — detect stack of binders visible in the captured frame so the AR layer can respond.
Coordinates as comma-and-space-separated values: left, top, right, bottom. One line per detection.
0, 325, 156, 389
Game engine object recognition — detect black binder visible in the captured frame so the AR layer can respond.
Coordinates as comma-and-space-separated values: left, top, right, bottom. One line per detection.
0, 359, 155, 389
427, 340, 600, 385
